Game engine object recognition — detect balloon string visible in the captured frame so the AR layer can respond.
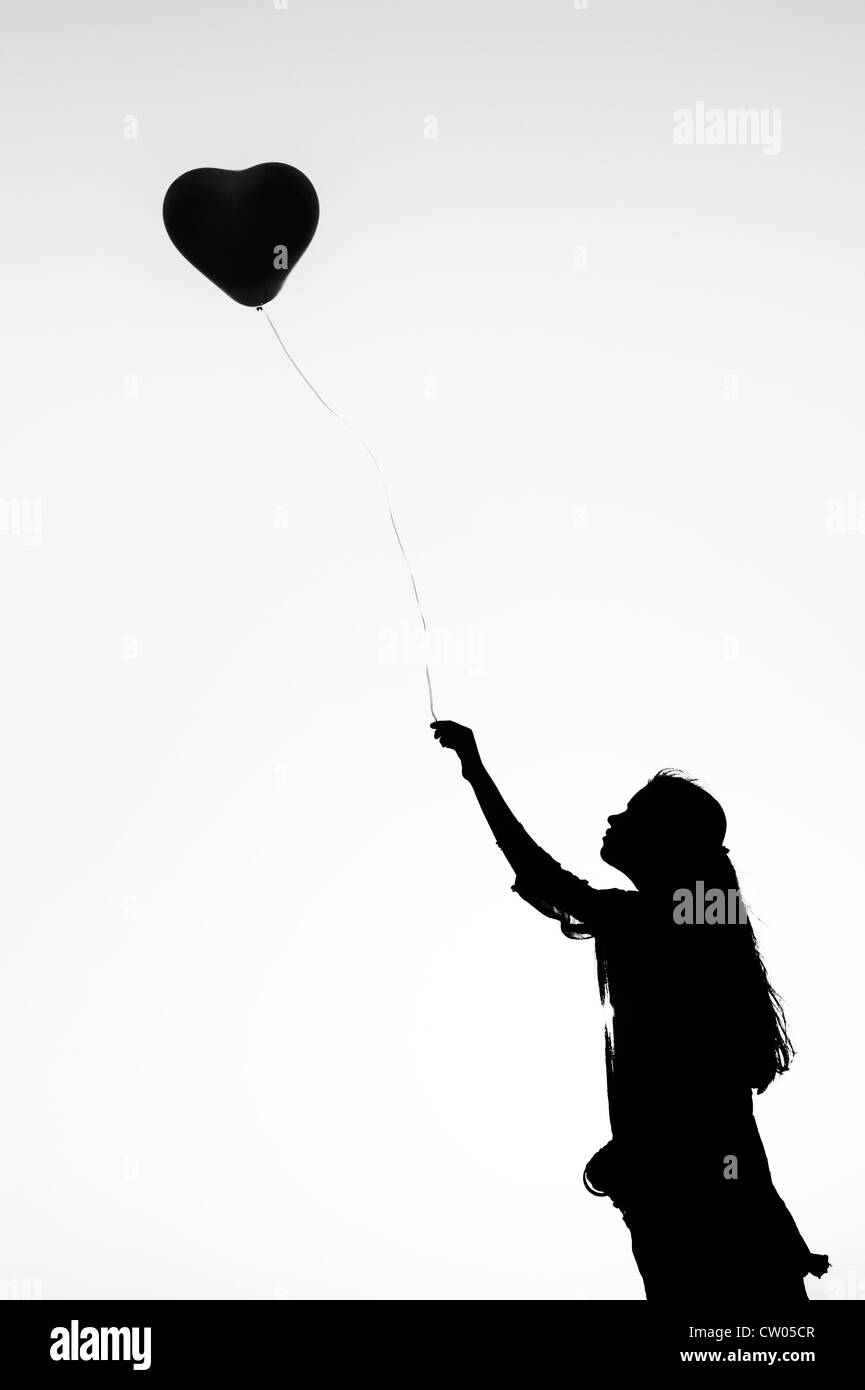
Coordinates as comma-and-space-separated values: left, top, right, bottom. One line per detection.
261, 308, 437, 721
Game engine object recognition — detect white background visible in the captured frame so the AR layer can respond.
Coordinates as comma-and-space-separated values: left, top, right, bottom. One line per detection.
1, 0, 862, 1298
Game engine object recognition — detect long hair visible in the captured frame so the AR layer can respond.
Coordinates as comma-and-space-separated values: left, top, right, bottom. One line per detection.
599, 770, 794, 1095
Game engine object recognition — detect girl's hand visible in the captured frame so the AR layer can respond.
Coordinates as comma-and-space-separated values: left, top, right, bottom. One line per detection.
431, 720, 479, 770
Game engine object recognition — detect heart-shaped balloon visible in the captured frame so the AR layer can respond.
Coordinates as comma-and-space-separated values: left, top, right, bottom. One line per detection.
163, 162, 320, 308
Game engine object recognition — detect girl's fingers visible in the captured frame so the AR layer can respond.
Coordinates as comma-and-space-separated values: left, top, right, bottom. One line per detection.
431, 720, 461, 750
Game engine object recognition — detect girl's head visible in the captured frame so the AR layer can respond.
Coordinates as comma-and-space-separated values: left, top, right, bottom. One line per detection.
601, 769, 728, 888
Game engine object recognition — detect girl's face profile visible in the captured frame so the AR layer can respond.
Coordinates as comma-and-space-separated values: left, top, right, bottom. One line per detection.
600, 786, 668, 876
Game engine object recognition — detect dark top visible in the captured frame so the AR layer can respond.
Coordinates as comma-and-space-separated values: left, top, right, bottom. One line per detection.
509, 849, 825, 1282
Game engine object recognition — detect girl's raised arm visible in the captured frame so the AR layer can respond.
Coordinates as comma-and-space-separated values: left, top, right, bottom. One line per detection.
432, 720, 621, 934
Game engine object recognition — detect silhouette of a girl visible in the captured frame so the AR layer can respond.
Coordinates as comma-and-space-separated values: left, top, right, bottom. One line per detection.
432, 720, 828, 1302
